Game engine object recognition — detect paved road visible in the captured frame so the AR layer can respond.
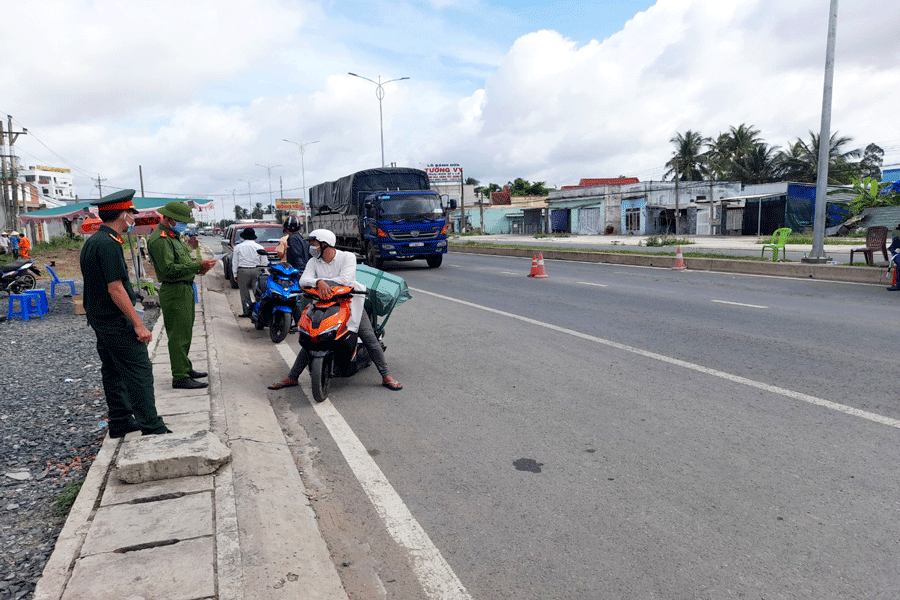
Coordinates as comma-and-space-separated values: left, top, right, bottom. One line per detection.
235, 248, 900, 599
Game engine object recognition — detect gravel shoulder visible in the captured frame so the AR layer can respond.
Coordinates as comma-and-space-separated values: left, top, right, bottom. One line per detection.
0, 273, 158, 600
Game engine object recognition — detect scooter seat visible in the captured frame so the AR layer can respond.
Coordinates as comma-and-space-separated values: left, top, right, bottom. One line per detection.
1, 260, 29, 274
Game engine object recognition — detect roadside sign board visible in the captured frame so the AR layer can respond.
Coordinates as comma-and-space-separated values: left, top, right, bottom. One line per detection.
425, 163, 463, 184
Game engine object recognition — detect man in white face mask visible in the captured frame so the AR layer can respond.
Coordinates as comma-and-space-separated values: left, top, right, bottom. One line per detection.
268, 228, 402, 391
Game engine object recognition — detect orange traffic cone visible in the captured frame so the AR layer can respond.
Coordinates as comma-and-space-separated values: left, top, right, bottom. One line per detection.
527, 254, 539, 277
532, 252, 549, 278
672, 245, 687, 271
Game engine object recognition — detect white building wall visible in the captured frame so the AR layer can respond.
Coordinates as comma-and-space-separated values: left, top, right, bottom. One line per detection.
19, 165, 78, 204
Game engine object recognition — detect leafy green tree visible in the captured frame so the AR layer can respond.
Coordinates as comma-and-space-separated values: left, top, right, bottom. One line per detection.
731, 143, 782, 184
251, 202, 264, 220
233, 205, 249, 220
777, 131, 860, 184
858, 143, 884, 180
465, 177, 480, 186
665, 130, 710, 181
841, 176, 900, 215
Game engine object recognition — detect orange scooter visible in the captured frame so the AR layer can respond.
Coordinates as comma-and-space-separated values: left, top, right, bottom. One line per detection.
296, 284, 378, 402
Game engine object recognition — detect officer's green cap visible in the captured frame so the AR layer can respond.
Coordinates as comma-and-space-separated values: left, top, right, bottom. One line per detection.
91, 189, 138, 213
157, 201, 195, 223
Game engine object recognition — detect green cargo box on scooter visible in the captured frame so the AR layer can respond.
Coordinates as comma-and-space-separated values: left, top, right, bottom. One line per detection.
355, 264, 412, 337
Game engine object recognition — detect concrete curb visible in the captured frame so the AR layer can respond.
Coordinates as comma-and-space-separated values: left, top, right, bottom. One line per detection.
33, 307, 168, 600
450, 244, 891, 285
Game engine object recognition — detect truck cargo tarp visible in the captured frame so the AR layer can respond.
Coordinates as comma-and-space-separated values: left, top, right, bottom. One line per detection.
312, 168, 430, 216
356, 264, 412, 334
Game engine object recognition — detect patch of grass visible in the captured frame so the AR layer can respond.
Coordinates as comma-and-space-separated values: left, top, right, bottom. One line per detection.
51, 480, 83, 516
756, 233, 863, 245
644, 235, 693, 247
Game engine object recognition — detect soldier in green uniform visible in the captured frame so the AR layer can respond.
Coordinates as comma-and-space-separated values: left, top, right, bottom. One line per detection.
147, 201, 217, 389
80, 189, 170, 437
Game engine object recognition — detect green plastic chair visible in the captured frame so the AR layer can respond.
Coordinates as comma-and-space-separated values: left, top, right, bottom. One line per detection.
761, 227, 792, 262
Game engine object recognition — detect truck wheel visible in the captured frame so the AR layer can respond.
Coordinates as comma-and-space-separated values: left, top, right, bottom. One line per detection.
426, 254, 443, 268
310, 356, 331, 403
269, 311, 288, 343
366, 243, 383, 270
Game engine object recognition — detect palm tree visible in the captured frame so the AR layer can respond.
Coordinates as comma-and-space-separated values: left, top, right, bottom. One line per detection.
665, 130, 710, 181
777, 131, 860, 184
731, 143, 781, 184
704, 124, 762, 182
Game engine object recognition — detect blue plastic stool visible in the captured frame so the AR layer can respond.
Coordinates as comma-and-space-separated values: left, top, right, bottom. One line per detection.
24, 289, 49, 314
7, 293, 45, 321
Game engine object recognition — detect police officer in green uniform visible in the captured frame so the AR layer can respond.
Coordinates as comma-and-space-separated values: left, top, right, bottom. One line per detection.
147, 201, 217, 389
80, 189, 170, 437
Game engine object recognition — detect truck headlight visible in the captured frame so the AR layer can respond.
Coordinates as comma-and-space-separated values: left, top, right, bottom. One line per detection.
436, 240, 447, 247
383, 244, 395, 250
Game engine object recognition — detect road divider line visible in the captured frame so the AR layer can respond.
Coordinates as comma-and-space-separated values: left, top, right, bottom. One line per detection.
577, 281, 609, 287
411, 287, 900, 431
711, 299, 768, 309
500, 271, 519, 275
275, 343, 473, 600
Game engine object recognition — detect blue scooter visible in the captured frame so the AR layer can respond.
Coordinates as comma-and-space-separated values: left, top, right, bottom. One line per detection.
250, 259, 303, 343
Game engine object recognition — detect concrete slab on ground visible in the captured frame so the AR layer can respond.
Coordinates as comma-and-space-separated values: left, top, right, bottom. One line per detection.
62, 537, 215, 600
116, 430, 230, 484
81, 491, 213, 555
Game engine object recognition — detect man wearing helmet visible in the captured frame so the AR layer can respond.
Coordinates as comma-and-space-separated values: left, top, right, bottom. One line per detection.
277, 214, 310, 271
268, 228, 403, 391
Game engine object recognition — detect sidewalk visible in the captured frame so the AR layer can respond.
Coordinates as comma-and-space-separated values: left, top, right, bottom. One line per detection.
34, 275, 349, 600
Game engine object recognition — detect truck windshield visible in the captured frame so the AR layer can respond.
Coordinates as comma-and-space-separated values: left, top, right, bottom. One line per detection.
376, 195, 444, 221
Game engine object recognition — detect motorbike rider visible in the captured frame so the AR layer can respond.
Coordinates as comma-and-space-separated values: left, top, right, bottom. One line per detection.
277, 215, 311, 270
268, 228, 403, 391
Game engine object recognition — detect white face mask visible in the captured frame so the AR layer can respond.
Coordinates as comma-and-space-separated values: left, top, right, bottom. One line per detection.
310, 245, 320, 259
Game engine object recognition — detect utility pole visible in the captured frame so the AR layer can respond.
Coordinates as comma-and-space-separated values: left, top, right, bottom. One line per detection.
238, 178, 258, 217
7, 116, 27, 226
803, 0, 838, 263
95, 174, 107, 199
139, 165, 145, 197
255, 163, 281, 214
674, 173, 680, 235
0, 120, 9, 230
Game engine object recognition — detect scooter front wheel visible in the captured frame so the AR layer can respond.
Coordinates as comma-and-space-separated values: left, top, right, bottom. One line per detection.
270, 311, 288, 343
310, 356, 331, 403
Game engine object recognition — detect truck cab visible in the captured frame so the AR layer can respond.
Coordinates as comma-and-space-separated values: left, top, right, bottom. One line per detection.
362, 190, 454, 269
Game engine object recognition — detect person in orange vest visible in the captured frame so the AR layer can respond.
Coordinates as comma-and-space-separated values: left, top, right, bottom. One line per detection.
18, 233, 31, 260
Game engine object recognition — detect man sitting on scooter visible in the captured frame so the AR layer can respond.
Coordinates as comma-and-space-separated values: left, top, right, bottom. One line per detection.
268, 229, 403, 391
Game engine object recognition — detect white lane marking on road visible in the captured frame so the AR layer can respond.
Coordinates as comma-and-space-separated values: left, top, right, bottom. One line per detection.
577, 281, 609, 287
711, 299, 768, 309
275, 343, 473, 600
500, 271, 519, 275
411, 287, 900, 431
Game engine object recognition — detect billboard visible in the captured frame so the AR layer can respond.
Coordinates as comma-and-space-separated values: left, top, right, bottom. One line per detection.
276, 198, 305, 210
425, 163, 463, 184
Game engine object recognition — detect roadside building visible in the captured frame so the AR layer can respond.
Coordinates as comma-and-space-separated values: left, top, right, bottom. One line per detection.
19, 165, 78, 204
547, 179, 741, 236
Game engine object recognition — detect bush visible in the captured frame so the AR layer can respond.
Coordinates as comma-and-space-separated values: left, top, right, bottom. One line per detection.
645, 235, 693, 247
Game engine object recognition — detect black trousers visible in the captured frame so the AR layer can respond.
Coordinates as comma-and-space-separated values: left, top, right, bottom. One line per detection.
88, 315, 168, 434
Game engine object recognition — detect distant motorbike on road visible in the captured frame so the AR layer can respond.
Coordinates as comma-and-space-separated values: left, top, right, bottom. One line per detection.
250, 257, 304, 343
0, 260, 41, 295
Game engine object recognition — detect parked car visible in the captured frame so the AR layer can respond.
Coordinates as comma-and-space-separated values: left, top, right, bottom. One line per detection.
220, 222, 284, 288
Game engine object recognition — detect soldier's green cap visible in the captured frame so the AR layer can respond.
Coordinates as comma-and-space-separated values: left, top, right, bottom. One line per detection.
157, 201, 195, 223
91, 189, 138, 212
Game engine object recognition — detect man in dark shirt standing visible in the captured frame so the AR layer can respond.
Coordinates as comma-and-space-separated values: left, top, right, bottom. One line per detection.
80, 189, 169, 437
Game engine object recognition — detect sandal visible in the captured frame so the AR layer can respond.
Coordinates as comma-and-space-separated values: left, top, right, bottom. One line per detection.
382, 377, 403, 391
268, 378, 298, 390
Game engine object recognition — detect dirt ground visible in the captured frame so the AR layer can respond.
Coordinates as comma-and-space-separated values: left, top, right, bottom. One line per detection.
34, 244, 157, 282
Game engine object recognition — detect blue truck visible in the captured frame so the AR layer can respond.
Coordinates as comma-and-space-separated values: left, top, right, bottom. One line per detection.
308, 167, 456, 269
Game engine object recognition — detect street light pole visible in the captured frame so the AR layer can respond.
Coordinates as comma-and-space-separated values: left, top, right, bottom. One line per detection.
283, 139, 319, 232
256, 163, 281, 216
237, 178, 258, 219
347, 72, 409, 167
804, 0, 838, 263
